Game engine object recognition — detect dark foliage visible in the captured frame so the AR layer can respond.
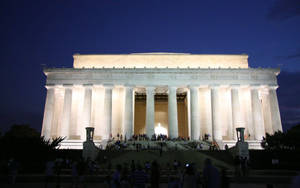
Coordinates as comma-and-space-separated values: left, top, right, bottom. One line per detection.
249, 150, 300, 170
262, 124, 300, 150
0, 124, 64, 173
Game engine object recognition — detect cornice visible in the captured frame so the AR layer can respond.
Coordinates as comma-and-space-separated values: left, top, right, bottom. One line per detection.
44, 67, 280, 74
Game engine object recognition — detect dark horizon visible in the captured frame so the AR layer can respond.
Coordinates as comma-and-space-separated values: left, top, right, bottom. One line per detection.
0, 0, 300, 133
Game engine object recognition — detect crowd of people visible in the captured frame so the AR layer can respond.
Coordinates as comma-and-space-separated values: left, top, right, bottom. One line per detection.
6, 154, 299, 188
106, 133, 197, 151
129, 134, 190, 142
43, 157, 226, 188
131, 134, 149, 141
112, 133, 203, 142
40, 153, 255, 188
106, 137, 212, 152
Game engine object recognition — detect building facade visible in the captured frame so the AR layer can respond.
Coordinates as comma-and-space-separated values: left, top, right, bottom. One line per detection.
41, 53, 282, 149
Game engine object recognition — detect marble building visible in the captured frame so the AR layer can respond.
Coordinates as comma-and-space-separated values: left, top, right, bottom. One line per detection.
41, 53, 282, 149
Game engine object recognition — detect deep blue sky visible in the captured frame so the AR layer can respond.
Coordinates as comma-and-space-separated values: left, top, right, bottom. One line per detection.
0, 0, 300, 133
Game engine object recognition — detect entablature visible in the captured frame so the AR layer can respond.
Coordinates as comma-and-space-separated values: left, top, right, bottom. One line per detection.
44, 68, 279, 86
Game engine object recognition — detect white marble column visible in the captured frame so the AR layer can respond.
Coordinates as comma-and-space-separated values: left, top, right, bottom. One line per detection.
190, 86, 200, 140
69, 85, 84, 140
244, 87, 255, 140
269, 86, 283, 132
124, 86, 134, 139
168, 86, 178, 138
41, 85, 55, 140
111, 88, 124, 137
91, 85, 104, 140
132, 89, 135, 136
60, 85, 72, 139
146, 87, 155, 137
251, 86, 265, 140
199, 86, 212, 141
50, 87, 64, 138
187, 89, 191, 138
222, 87, 233, 141
82, 85, 93, 129
103, 85, 113, 139
231, 86, 244, 140
261, 88, 273, 135
211, 86, 222, 141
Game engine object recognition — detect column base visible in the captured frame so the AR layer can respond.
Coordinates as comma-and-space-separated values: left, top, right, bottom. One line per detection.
50, 135, 59, 139
68, 135, 81, 140
94, 135, 102, 140
222, 140, 263, 150
51, 135, 66, 140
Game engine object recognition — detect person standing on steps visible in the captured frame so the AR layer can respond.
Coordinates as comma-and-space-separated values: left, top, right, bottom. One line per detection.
202, 158, 220, 188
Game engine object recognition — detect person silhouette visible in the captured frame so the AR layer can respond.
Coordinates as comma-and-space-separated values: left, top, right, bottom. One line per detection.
202, 158, 220, 188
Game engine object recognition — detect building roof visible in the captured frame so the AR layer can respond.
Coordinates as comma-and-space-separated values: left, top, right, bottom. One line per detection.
73, 53, 249, 69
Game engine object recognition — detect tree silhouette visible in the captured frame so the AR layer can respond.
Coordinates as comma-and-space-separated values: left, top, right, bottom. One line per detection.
0, 124, 64, 173
262, 124, 300, 150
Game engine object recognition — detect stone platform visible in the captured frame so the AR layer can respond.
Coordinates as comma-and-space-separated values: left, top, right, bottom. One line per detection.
58, 139, 263, 150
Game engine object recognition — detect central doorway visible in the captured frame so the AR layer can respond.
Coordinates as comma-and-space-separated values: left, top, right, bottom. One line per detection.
134, 93, 188, 138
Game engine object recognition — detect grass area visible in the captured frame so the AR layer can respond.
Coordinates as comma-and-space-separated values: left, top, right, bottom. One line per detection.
97, 150, 233, 170
200, 151, 235, 166
55, 148, 300, 170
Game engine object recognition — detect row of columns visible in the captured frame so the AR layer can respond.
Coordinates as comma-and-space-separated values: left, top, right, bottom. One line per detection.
42, 84, 282, 141
41, 85, 126, 140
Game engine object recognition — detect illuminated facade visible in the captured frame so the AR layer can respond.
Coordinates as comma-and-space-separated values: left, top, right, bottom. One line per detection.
41, 53, 282, 149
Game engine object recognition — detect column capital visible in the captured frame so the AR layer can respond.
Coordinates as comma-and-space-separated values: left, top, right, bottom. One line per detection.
45, 84, 56, 89
240, 84, 250, 89
123, 84, 135, 89
47, 84, 65, 90
93, 84, 103, 88
198, 85, 209, 89
168, 86, 177, 93
145, 86, 156, 90
145, 86, 156, 95
54, 85, 65, 92
72, 84, 84, 89
83, 83, 93, 87
268, 85, 279, 90
188, 85, 199, 89
260, 88, 269, 95
82, 84, 93, 89
62, 84, 73, 88
124, 86, 134, 94
103, 84, 114, 90
219, 85, 231, 89
168, 85, 177, 89
209, 84, 220, 89
230, 84, 241, 89
250, 84, 262, 90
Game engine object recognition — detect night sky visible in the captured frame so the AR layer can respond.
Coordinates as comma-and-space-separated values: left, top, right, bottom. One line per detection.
0, 0, 300, 133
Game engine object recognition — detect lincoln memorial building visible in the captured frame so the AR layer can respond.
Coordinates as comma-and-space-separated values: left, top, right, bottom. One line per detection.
41, 53, 282, 149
